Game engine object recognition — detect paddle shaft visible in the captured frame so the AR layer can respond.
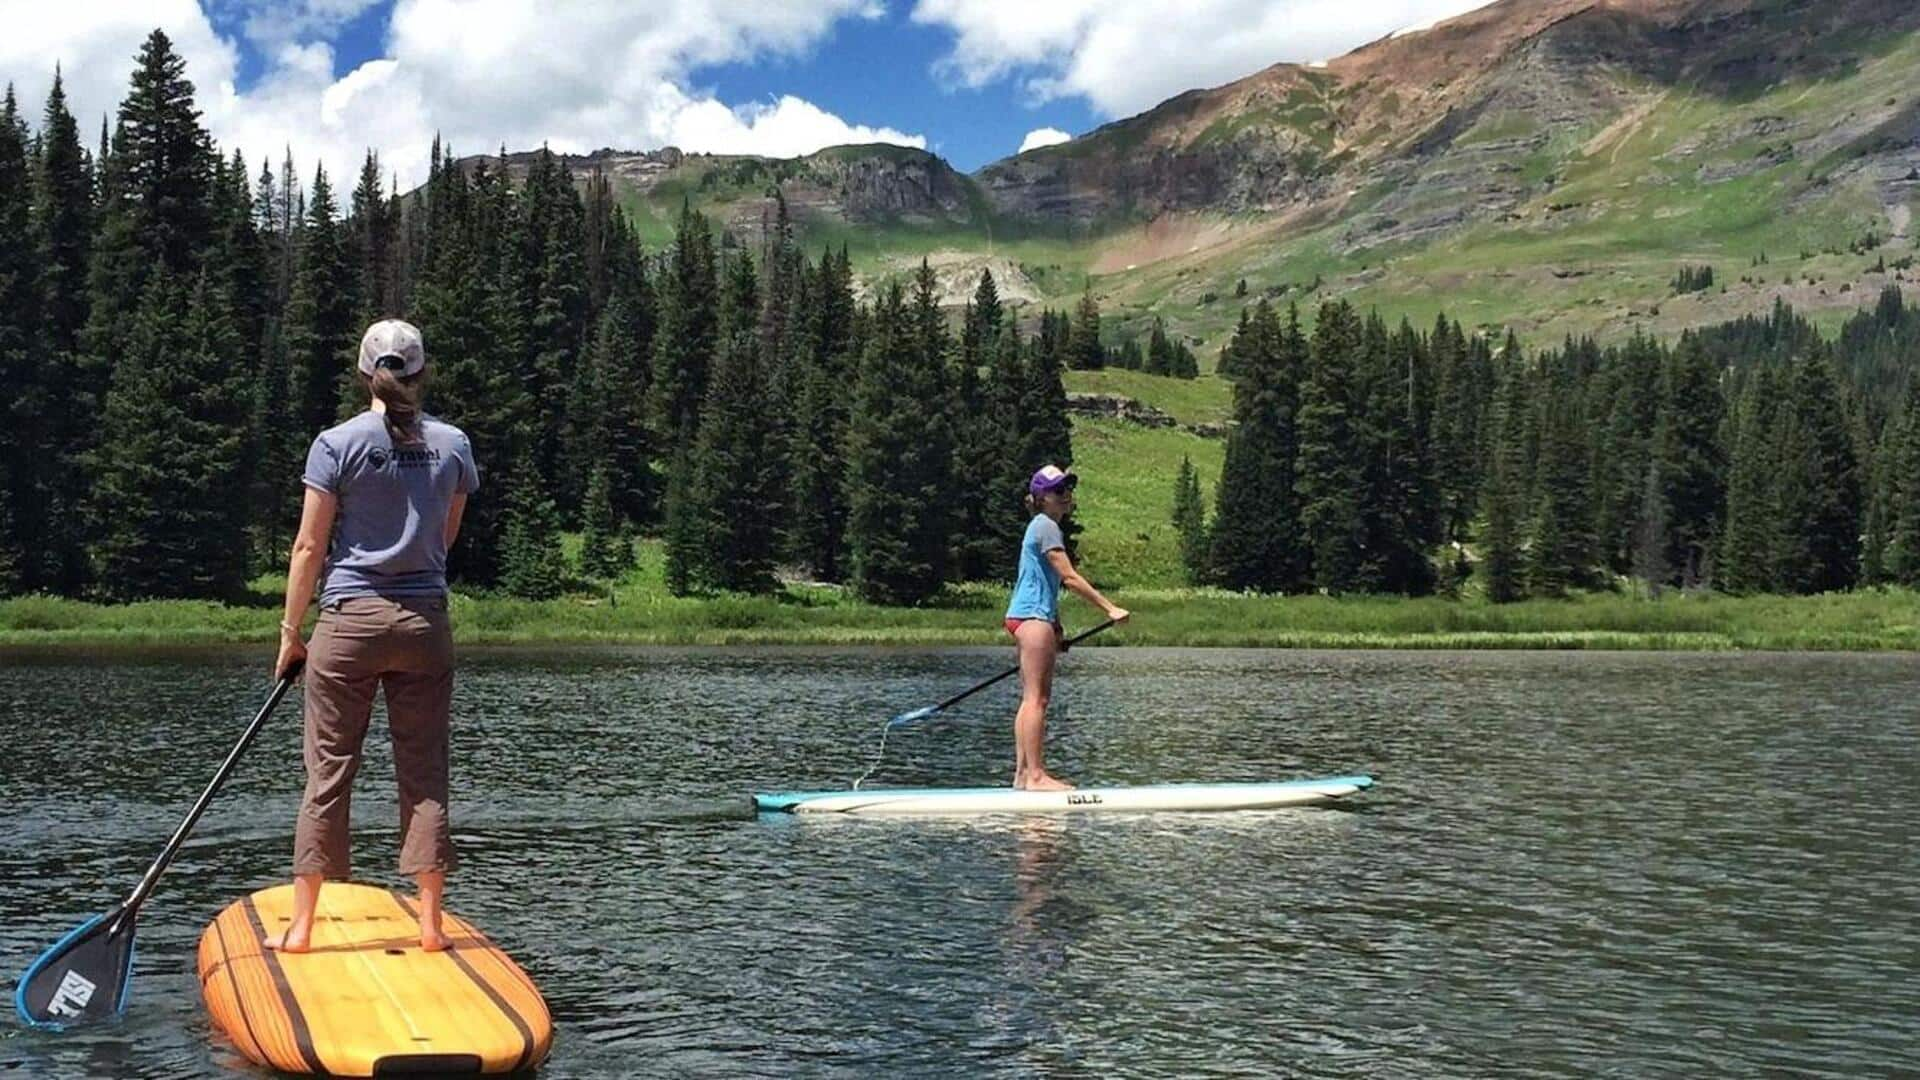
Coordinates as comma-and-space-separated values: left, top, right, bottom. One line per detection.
923, 617, 1117, 717
112, 665, 301, 932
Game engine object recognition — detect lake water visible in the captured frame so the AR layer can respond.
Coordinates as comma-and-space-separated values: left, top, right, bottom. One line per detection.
1, 646, 1915, 1077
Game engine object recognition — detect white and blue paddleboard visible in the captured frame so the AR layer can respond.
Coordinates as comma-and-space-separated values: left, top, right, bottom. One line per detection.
753, 774, 1374, 816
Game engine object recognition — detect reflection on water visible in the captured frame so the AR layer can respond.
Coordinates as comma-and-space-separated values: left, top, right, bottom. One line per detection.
1, 646, 1918, 1076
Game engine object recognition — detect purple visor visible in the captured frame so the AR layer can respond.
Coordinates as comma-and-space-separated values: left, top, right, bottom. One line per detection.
1029, 465, 1077, 496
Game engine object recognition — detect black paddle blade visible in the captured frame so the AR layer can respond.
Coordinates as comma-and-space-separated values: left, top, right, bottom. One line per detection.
14, 908, 136, 1029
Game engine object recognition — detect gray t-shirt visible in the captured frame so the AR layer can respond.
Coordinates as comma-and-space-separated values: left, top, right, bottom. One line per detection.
303, 411, 479, 605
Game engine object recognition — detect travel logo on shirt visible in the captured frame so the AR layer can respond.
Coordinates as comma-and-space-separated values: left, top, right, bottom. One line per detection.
367, 446, 442, 471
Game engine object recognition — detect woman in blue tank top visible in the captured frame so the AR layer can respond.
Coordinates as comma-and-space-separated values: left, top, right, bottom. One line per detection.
1004, 465, 1128, 790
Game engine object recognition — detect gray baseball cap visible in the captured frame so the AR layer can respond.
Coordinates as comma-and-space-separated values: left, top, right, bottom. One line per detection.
358, 319, 426, 377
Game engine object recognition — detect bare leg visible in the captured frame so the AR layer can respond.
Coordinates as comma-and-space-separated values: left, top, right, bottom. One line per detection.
263, 873, 322, 952
1013, 621, 1072, 790
415, 870, 450, 951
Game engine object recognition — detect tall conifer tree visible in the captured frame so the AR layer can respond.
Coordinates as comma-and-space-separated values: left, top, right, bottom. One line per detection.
1881, 372, 1920, 585
90, 274, 252, 599
1656, 333, 1726, 586
848, 281, 951, 605
1209, 301, 1306, 592
0, 87, 32, 591
689, 253, 782, 593
1171, 454, 1208, 585
1298, 300, 1366, 593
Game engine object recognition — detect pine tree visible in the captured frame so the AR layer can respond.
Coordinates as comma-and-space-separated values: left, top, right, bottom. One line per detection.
1715, 366, 1784, 594
1774, 350, 1861, 593
847, 281, 951, 605
1590, 332, 1664, 574
690, 254, 782, 593
412, 152, 525, 585
1020, 311, 1073, 475
577, 464, 629, 579
1171, 454, 1208, 585
1298, 300, 1366, 593
350, 150, 399, 320
33, 69, 91, 356
526, 148, 590, 515
1656, 333, 1727, 587
1068, 289, 1104, 370
73, 32, 220, 591
1023, 309, 1078, 558
1882, 372, 1920, 585
113, 30, 215, 278
208, 148, 267, 359
952, 269, 1009, 580
284, 164, 357, 437
1427, 316, 1483, 546
585, 295, 654, 526
661, 449, 700, 596
0, 87, 32, 591
1859, 431, 1892, 587
1356, 316, 1436, 595
984, 321, 1031, 569
1209, 301, 1307, 592
1217, 308, 1249, 379
1481, 356, 1530, 603
650, 202, 717, 452
498, 463, 568, 600
1525, 356, 1597, 596
1146, 317, 1174, 376
784, 247, 856, 581
89, 273, 252, 599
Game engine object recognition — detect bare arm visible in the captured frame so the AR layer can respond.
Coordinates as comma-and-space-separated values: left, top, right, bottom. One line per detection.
283, 487, 337, 631
444, 491, 468, 549
1046, 548, 1129, 622
275, 487, 336, 677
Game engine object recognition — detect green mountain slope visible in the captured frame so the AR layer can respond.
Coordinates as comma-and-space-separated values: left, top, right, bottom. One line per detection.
480, 0, 1918, 361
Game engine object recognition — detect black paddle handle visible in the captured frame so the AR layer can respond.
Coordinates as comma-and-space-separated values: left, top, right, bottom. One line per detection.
116, 664, 303, 925
932, 617, 1118, 714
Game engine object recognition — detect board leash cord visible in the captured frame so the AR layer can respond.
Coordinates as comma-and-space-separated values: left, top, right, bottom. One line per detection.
850, 717, 896, 790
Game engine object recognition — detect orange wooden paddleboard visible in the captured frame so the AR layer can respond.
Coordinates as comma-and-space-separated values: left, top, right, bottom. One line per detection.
197, 883, 552, 1076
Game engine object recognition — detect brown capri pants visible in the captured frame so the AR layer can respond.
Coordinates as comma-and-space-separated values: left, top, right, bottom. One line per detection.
293, 595, 456, 879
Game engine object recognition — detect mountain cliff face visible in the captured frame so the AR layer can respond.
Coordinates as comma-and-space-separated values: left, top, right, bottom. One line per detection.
470, 142, 980, 235
972, 0, 1920, 229
465, 0, 1920, 344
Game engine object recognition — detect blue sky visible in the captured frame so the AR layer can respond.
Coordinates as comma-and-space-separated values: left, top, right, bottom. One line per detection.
4, 1, 1493, 188
201, 1, 1102, 171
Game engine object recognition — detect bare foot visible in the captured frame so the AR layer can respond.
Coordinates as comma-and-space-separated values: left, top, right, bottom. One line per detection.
419, 925, 452, 952
263, 929, 310, 953
1015, 772, 1075, 792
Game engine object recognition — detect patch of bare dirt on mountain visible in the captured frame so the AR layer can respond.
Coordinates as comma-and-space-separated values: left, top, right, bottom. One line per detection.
855, 252, 1043, 307
1089, 215, 1258, 274
1584, 89, 1670, 163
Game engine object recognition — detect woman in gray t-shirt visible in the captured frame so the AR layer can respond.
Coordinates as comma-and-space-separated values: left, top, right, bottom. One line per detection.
269, 319, 479, 954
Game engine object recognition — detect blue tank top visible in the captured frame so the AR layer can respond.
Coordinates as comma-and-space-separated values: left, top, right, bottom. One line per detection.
1005, 514, 1066, 622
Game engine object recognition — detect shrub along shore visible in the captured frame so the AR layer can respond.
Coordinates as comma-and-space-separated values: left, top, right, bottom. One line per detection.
3, 581, 1915, 652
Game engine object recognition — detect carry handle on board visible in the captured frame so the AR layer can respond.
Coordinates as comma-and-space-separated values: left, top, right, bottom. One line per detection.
14, 662, 303, 1029
888, 617, 1119, 728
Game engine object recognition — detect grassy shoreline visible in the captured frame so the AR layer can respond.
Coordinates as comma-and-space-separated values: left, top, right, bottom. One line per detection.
3, 585, 1915, 651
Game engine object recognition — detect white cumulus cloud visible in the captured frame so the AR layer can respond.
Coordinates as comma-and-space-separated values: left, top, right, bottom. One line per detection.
1, 0, 926, 194
911, 0, 1497, 119
1018, 127, 1072, 153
